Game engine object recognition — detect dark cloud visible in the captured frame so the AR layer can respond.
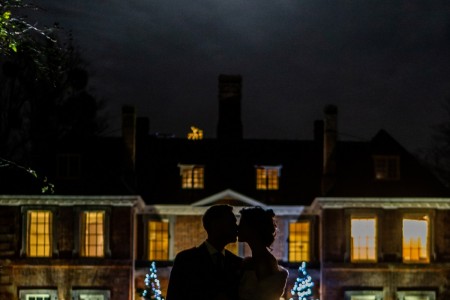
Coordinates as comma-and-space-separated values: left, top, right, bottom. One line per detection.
33, 0, 450, 151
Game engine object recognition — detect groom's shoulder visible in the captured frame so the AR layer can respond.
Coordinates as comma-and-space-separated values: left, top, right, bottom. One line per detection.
176, 244, 206, 259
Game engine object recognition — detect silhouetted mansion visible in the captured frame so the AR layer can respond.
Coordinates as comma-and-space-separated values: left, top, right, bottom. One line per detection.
0, 75, 449, 300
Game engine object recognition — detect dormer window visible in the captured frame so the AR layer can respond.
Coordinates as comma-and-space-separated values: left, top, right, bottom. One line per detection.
373, 155, 400, 180
178, 164, 204, 189
255, 165, 281, 190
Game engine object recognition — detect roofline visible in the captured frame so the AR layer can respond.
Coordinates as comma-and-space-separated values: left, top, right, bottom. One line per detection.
143, 204, 305, 216
192, 189, 266, 207
311, 197, 450, 210
0, 195, 146, 208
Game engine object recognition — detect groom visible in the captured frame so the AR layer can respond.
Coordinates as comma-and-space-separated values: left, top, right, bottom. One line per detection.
166, 204, 243, 300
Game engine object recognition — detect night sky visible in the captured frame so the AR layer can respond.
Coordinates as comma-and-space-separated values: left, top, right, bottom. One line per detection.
34, 0, 450, 152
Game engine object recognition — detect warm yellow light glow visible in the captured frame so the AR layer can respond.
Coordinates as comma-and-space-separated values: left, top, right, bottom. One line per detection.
351, 296, 377, 300
28, 211, 52, 257
148, 220, 169, 260
225, 242, 239, 255
187, 126, 203, 140
289, 221, 310, 262
181, 166, 204, 189
351, 218, 377, 262
256, 167, 279, 190
82, 211, 104, 257
403, 217, 429, 263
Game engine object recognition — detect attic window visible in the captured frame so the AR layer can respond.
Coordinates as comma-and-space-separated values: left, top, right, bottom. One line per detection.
178, 164, 204, 189
373, 155, 400, 180
255, 165, 281, 190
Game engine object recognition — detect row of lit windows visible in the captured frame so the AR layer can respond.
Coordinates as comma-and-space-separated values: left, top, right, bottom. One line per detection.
147, 219, 310, 262
346, 290, 435, 300
56, 154, 399, 184
351, 215, 429, 263
179, 165, 281, 190
179, 156, 400, 190
20, 289, 108, 300
147, 215, 430, 264
26, 210, 105, 258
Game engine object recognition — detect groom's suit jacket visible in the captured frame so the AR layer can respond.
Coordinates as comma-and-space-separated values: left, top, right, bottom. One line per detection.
166, 242, 243, 300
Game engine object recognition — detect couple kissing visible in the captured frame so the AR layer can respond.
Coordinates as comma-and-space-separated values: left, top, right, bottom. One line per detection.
166, 204, 288, 300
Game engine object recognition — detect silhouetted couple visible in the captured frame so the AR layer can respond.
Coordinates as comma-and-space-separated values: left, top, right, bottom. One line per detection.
166, 205, 288, 300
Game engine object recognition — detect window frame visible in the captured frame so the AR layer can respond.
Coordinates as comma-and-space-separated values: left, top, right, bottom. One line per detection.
401, 212, 433, 264
373, 155, 400, 181
255, 165, 282, 190
345, 210, 381, 263
178, 164, 205, 189
20, 207, 58, 258
396, 290, 436, 300
73, 207, 111, 258
287, 219, 311, 263
147, 218, 170, 261
344, 290, 383, 300
72, 289, 111, 300
350, 215, 378, 263
19, 289, 58, 300
143, 215, 173, 261
80, 211, 106, 258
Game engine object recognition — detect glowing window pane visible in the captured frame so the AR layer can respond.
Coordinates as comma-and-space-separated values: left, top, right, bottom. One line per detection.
288, 221, 310, 262
403, 217, 429, 263
256, 167, 280, 190
148, 220, 169, 260
27, 211, 52, 257
351, 218, 377, 262
225, 242, 239, 255
351, 296, 376, 300
405, 297, 430, 300
80, 295, 105, 300
180, 166, 204, 189
81, 211, 105, 257
26, 295, 51, 300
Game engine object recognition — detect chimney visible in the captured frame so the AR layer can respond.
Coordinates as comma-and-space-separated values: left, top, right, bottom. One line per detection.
217, 74, 243, 140
322, 105, 338, 195
122, 105, 136, 168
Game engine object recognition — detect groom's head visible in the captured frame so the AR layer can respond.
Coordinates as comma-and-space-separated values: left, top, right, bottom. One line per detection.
203, 205, 238, 247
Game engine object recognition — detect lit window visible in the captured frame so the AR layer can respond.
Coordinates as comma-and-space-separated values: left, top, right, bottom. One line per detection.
25, 294, 50, 300
148, 220, 169, 260
179, 164, 204, 189
19, 289, 57, 300
73, 290, 110, 300
345, 290, 383, 300
81, 211, 105, 257
79, 295, 105, 300
373, 155, 400, 180
27, 211, 52, 257
403, 216, 429, 263
57, 153, 81, 179
255, 166, 281, 190
397, 291, 435, 300
288, 221, 310, 262
351, 217, 377, 262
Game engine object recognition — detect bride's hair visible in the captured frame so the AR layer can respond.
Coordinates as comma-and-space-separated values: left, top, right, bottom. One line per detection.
239, 206, 277, 248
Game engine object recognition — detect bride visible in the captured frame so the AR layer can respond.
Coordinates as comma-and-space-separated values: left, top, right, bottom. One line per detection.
238, 207, 288, 300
